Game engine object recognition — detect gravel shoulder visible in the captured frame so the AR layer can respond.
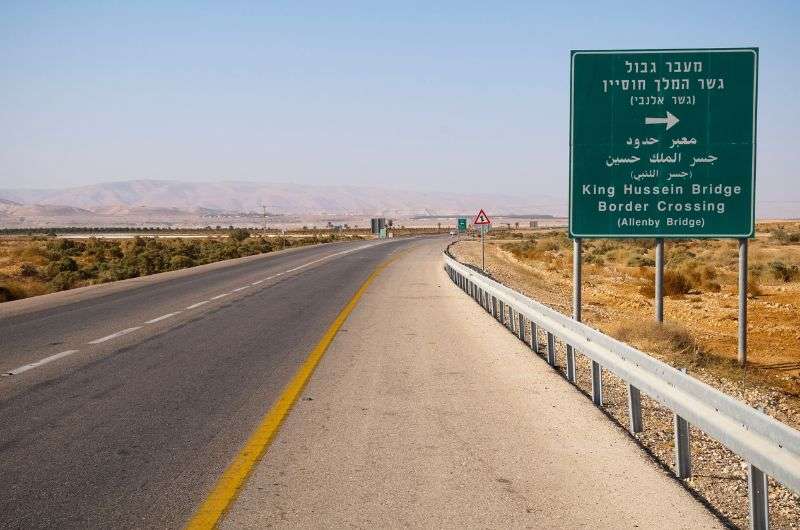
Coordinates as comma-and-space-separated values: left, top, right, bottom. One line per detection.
451, 237, 800, 528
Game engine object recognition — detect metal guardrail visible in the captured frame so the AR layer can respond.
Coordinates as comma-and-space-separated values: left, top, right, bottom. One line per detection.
444, 252, 800, 530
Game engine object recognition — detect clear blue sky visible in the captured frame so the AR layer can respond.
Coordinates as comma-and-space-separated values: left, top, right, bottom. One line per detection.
1, 1, 798, 211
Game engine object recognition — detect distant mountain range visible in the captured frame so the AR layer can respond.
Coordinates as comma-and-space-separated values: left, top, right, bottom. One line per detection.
0, 180, 563, 217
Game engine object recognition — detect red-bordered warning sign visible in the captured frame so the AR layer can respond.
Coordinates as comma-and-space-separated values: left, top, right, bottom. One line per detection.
472, 209, 491, 225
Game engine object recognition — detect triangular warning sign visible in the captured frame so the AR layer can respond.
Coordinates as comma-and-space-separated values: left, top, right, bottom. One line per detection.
473, 209, 491, 225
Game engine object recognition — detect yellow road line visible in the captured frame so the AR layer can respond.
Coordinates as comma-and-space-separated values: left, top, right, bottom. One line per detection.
185, 252, 401, 530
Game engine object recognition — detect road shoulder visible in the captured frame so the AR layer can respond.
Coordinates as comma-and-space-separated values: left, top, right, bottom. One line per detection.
221, 239, 721, 529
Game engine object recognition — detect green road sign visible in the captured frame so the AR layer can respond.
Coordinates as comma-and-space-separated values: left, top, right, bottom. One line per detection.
457, 217, 467, 232
570, 48, 758, 238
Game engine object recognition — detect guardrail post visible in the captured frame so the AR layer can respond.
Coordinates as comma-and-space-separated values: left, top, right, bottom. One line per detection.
547, 332, 556, 366
518, 313, 525, 342
566, 346, 576, 383
530, 322, 539, 353
627, 384, 643, 433
748, 463, 769, 530
591, 361, 603, 406
498, 300, 505, 324
674, 412, 692, 479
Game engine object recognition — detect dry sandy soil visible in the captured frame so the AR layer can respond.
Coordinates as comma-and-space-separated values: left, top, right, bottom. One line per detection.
451, 224, 800, 528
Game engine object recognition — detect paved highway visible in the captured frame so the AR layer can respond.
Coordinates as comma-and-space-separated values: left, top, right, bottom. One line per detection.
0, 236, 721, 529
0, 238, 415, 528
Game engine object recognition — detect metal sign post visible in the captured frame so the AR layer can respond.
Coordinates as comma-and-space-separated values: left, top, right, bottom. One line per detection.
569, 48, 758, 371
472, 209, 491, 272
739, 238, 748, 365
655, 238, 664, 322
567, 238, 581, 383
482, 227, 485, 271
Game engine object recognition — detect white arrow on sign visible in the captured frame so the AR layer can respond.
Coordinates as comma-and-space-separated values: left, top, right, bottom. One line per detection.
645, 111, 680, 130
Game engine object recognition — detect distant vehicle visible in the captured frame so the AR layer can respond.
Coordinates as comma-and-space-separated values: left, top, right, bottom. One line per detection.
449, 230, 457, 236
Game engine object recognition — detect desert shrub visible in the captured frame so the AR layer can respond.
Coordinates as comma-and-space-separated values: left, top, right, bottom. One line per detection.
45, 238, 85, 259
771, 228, 800, 244
584, 253, 605, 265
58, 257, 78, 272
502, 241, 537, 260
610, 320, 697, 358
49, 271, 81, 291
663, 270, 693, 295
748, 277, 763, 296
229, 228, 251, 242
769, 260, 799, 282
97, 263, 138, 283
0, 281, 27, 302
666, 248, 697, 266
19, 263, 39, 277
627, 253, 655, 267
591, 240, 617, 255
170, 255, 194, 270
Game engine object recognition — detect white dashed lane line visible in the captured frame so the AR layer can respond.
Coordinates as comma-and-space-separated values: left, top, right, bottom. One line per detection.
2, 242, 383, 378
145, 312, 181, 324
89, 327, 142, 344
3, 350, 80, 376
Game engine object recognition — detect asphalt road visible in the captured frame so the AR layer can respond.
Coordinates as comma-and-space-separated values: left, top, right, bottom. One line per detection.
222, 238, 721, 529
0, 237, 417, 529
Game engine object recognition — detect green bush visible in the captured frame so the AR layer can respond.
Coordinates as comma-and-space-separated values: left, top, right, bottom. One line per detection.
49, 271, 81, 291
19, 263, 39, 277
0, 282, 27, 302
627, 254, 655, 267
769, 261, 799, 282
771, 228, 800, 244
229, 228, 251, 242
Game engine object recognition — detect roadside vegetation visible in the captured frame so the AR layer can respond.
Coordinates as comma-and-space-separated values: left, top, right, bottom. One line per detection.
0, 230, 360, 303
454, 222, 800, 394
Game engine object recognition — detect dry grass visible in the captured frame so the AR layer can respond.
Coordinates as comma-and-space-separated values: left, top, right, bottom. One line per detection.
455, 222, 800, 394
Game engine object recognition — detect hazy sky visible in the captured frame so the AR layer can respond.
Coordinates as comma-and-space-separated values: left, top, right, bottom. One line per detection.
1, 1, 798, 209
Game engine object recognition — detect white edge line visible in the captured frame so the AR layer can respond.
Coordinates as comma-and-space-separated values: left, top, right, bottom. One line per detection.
251, 280, 264, 285
145, 312, 180, 324
4, 350, 80, 376
211, 293, 231, 300
232, 286, 249, 292
88, 327, 142, 344
186, 301, 210, 310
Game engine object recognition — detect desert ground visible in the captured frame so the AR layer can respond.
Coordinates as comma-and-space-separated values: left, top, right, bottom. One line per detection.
451, 223, 800, 527
452, 223, 800, 395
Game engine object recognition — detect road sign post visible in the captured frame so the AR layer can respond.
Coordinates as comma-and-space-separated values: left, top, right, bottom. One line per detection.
570, 48, 758, 365
473, 209, 491, 272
